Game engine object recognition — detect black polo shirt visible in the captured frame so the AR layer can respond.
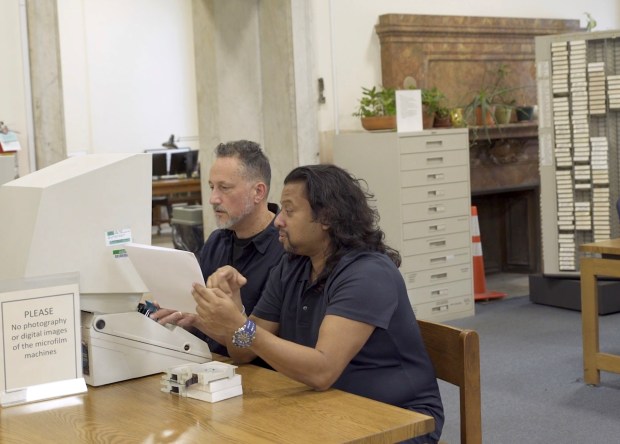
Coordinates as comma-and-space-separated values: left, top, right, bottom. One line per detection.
253, 250, 444, 441
196, 203, 284, 355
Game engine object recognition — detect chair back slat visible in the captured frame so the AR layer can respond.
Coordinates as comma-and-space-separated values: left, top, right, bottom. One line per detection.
418, 320, 482, 444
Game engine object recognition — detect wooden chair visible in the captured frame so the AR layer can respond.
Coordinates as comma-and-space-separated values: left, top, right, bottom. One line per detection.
418, 319, 482, 444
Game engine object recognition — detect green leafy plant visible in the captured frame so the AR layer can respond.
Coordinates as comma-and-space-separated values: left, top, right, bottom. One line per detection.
584, 12, 597, 32
466, 65, 503, 119
352, 86, 396, 117
433, 105, 453, 128
435, 106, 451, 119
464, 63, 527, 129
421, 87, 446, 115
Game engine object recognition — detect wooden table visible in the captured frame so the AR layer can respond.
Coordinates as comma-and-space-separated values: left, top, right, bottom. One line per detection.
580, 238, 620, 385
153, 177, 201, 197
0, 364, 434, 443
152, 178, 201, 226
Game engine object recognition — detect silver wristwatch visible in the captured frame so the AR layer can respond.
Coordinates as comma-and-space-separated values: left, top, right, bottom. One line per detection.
231, 319, 256, 348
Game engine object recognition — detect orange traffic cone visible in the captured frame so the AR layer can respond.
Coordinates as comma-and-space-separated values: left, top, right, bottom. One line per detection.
471, 206, 506, 301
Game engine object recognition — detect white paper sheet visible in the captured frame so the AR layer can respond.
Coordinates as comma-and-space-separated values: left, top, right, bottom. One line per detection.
396, 89, 423, 133
124, 243, 204, 313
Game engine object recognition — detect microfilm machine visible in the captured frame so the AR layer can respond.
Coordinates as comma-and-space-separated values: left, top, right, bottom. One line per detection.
0, 153, 211, 386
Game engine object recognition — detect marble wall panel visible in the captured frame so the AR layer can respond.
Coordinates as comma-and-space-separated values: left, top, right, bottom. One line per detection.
376, 14, 581, 108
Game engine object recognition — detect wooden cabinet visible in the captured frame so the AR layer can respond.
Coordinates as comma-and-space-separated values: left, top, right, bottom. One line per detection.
468, 123, 541, 274
472, 186, 541, 274
334, 129, 474, 322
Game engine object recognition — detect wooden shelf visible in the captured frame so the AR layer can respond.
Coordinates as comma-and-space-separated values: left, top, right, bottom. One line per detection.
469, 121, 538, 141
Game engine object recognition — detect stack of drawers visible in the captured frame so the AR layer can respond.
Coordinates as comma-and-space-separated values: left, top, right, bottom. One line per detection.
334, 129, 474, 322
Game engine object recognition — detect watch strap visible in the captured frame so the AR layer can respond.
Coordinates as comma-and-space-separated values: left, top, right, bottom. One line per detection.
231, 318, 256, 348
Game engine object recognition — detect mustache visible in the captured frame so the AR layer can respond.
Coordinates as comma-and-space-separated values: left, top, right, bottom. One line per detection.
212, 205, 227, 213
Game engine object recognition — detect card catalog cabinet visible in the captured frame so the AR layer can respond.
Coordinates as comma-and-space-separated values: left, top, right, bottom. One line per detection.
334, 129, 474, 322
535, 30, 620, 275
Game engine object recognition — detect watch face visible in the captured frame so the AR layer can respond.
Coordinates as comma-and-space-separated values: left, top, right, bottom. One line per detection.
232, 320, 256, 347
236, 331, 251, 344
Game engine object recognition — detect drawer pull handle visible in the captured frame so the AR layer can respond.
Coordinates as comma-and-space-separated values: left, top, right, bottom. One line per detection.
428, 224, 446, 232
431, 272, 448, 280
426, 156, 444, 164
429, 240, 447, 248
430, 256, 447, 264
426, 173, 445, 181
431, 288, 449, 296
426, 140, 443, 147
432, 304, 449, 312
428, 205, 445, 213
427, 189, 444, 197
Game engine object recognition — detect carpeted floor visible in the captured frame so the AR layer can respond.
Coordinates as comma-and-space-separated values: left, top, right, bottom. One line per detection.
438, 296, 620, 443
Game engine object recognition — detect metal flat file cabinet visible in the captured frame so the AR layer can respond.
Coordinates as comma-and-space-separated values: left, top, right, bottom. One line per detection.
334, 129, 474, 322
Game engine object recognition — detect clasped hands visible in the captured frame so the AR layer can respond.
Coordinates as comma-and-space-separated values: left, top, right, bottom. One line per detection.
150, 266, 248, 336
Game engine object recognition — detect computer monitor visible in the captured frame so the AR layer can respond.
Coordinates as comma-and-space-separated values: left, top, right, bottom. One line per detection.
169, 149, 198, 177
186, 150, 199, 177
0, 153, 152, 313
168, 150, 187, 176
145, 148, 191, 178
145, 148, 170, 177
151, 152, 168, 178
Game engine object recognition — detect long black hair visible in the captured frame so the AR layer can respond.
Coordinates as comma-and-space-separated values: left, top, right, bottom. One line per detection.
284, 164, 401, 285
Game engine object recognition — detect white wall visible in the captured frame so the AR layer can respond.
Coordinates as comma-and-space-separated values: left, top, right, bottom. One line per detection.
312, 0, 620, 133
57, 0, 199, 155
0, 0, 31, 176
3, 0, 619, 171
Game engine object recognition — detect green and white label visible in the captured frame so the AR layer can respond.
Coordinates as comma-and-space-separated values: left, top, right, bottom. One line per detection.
105, 228, 132, 247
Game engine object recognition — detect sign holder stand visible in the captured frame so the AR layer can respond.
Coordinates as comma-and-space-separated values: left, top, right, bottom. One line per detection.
0, 273, 86, 407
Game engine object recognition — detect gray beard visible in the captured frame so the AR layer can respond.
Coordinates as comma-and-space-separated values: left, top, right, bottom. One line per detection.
213, 197, 255, 230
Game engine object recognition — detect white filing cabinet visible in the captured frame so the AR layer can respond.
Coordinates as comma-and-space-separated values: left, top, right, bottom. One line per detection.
333, 129, 474, 322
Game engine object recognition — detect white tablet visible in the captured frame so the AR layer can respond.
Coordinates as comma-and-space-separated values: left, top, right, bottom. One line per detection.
124, 242, 204, 313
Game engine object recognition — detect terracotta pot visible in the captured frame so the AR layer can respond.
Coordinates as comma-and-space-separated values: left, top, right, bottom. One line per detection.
475, 106, 495, 126
422, 106, 435, 129
360, 115, 396, 131
433, 115, 452, 128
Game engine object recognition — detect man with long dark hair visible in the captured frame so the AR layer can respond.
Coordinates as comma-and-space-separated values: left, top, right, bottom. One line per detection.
191, 164, 443, 443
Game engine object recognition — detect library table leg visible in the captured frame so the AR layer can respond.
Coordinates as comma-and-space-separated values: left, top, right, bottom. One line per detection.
580, 259, 600, 385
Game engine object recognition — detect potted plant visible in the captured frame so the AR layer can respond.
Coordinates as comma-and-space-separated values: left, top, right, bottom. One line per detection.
515, 93, 535, 121
494, 103, 514, 125
421, 87, 446, 129
463, 63, 534, 137
508, 89, 536, 121
494, 93, 517, 125
434, 106, 452, 128
464, 64, 513, 126
515, 105, 534, 121
353, 86, 396, 131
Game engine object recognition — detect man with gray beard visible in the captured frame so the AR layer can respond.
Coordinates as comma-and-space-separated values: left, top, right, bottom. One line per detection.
152, 140, 284, 357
